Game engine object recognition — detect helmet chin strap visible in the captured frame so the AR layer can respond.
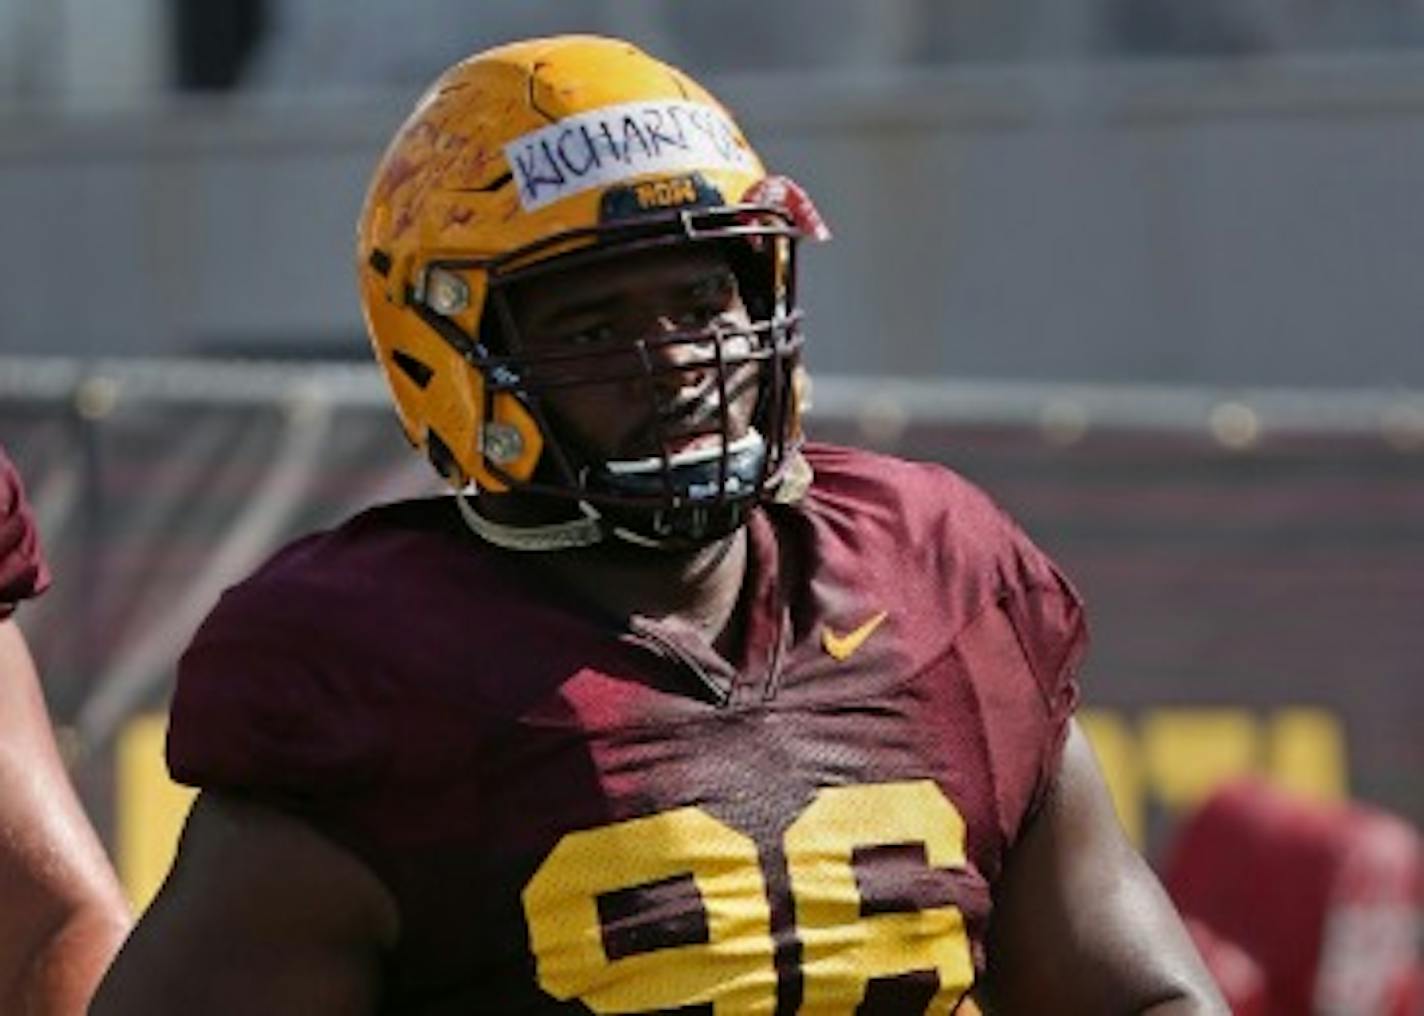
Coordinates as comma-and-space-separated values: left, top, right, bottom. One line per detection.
455, 487, 607, 552
453, 490, 717, 553
454, 430, 775, 553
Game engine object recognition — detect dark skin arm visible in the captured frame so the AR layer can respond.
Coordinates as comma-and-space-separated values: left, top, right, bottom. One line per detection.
0, 619, 131, 1016
91, 791, 399, 1016
980, 721, 1227, 1014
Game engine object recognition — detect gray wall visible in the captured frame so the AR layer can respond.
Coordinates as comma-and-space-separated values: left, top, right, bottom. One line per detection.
3, 57, 1424, 387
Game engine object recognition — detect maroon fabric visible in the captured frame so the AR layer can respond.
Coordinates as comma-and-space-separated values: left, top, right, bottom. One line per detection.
0, 445, 51, 619
167, 443, 1086, 1014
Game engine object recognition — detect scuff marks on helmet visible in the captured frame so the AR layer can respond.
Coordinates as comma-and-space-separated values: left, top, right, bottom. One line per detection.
375, 154, 421, 205
528, 61, 560, 125
377, 120, 444, 243
442, 205, 475, 230
392, 209, 416, 242
377, 116, 511, 242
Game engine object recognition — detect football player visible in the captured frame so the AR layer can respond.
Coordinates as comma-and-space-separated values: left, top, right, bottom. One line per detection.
94, 36, 1225, 1014
0, 447, 130, 1014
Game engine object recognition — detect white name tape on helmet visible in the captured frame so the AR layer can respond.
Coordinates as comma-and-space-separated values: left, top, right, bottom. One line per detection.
504, 100, 755, 212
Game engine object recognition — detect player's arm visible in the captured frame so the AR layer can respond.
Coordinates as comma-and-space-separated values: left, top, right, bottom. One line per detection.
90, 791, 399, 1016
0, 619, 131, 1016
980, 721, 1227, 1015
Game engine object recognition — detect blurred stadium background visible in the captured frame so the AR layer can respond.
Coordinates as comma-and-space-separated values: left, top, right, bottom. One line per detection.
1, 1, 1421, 1010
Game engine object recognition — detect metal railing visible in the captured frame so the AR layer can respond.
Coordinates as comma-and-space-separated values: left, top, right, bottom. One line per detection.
4, 355, 1422, 449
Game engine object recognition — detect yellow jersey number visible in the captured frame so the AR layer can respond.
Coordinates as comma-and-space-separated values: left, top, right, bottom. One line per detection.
522, 780, 974, 1013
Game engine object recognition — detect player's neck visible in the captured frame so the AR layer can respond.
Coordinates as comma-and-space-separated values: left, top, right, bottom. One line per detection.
545, 527, 750, 650
470, 490, 753, 648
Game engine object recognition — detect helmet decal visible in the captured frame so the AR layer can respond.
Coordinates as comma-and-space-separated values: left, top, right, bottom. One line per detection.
742, 176, 833, 243
599, 173, 725, 222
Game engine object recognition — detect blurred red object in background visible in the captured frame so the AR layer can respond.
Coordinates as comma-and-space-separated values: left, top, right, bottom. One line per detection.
1164, 779, 1421, 1016
1184, 918, 1271, 1015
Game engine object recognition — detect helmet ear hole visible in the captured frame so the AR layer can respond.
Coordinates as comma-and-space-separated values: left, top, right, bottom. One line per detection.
391, 350, 434, 389
368, 248, 393, 277
427, 429, 464, 485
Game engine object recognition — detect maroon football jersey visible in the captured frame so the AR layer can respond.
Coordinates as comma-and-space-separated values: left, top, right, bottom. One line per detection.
0, 446, 51, 620
169, 443, 1086, 1014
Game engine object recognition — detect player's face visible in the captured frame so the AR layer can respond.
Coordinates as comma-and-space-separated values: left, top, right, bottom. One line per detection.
509, 244, 761, 466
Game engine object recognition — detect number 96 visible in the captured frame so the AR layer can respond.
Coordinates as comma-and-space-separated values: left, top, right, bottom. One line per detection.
522, 780, 975, 1013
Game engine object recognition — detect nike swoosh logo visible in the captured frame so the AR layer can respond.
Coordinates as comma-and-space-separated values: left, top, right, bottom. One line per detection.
821, 610, 889, 661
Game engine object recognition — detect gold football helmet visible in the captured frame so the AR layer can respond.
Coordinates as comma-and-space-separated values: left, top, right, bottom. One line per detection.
356, 35, 824, 548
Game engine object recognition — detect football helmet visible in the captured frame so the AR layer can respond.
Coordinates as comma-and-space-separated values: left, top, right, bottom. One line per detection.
356, 35, 825, 549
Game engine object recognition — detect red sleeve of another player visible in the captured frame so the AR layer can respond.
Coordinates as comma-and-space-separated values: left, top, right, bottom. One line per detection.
0, 447, 52, 619
167, 583, 391, 803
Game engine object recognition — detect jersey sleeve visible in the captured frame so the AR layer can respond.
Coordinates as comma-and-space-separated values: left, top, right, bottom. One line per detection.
911, 460, 1087, 850
0, 447, 52, 619
999, 508, 1087, 722
985, 506, 1089, 838
167, 576, 392, 806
